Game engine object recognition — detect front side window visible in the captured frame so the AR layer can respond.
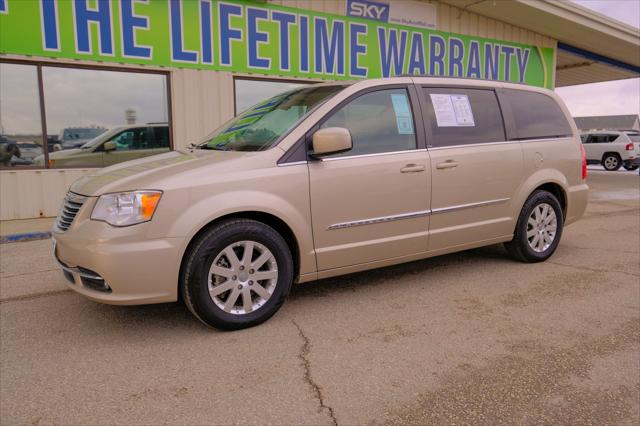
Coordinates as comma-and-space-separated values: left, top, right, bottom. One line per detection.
110, 128, 152, 151
504, 89, 572, 140
319, 88, 417, 157
201, 85, 345, 152
423, 88, 505, 147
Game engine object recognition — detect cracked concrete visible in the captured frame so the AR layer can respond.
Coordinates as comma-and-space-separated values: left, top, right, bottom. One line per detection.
1, 170, 638, 425
293, 320, 338, 426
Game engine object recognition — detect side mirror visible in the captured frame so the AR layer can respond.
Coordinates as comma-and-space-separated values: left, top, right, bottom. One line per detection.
311, 127, 352, 158
103, 141, 116, 152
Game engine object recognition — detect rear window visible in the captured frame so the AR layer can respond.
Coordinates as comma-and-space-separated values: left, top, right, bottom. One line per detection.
422, 88, 506, 147
628, 134, 640, 143
503, 89, 572, 140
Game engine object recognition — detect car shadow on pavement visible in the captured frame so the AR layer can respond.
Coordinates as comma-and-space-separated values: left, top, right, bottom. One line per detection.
75, 244, 510, 331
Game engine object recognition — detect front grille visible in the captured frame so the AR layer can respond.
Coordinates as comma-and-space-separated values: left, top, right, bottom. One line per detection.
55, 192, 87, 232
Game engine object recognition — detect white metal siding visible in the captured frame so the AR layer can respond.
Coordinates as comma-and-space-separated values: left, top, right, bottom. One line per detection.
0, 0, 558, 221
0, 169, 93, 220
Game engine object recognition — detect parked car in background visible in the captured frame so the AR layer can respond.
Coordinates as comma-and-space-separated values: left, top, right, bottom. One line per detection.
34, 124, 170, 167
17, 142, 44, 162
580, 131, 640, 171
52, 77, 588, 330
47, 136, 62, 152
60, 126, 108, 149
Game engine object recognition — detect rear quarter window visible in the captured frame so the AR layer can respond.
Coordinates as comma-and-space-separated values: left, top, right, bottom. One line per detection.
503, 89, 572, 140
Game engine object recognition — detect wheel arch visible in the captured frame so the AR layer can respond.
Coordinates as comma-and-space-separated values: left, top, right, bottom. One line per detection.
533, 182, 567, 219
601, 151, 622, 161
179, 210, 302, 290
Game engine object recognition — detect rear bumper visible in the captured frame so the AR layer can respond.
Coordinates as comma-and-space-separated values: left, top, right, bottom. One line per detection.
623, 157, 640, 167
565, 183, 589, 226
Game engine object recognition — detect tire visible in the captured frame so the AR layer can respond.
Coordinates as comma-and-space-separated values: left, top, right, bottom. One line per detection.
623, 164, 639, 171
602, 153, 622, 171
504, 190, 564, 263
181, 219, 294, 330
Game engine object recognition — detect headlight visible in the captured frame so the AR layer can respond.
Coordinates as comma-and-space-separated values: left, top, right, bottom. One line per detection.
91, 190, 162, 227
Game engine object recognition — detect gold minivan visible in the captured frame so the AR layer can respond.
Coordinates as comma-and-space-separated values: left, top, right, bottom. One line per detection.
52, 77, 588, 330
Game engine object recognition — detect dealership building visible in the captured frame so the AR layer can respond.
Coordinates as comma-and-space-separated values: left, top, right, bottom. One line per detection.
0, 0, 639, 222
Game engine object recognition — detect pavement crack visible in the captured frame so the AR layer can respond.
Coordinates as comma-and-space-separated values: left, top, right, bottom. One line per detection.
292, 320, 338, 426
546, 261, 640, 278
0, 289, 72, 304
1, 268, 60, 279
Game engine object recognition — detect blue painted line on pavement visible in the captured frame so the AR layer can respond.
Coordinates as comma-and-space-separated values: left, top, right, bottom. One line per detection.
0, 231, 52, 244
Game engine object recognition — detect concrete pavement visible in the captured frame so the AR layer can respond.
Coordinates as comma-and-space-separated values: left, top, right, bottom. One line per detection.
1, 169, 638, 425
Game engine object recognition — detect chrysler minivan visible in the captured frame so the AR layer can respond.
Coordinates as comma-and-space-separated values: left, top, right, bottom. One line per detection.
52, 77, 588, 330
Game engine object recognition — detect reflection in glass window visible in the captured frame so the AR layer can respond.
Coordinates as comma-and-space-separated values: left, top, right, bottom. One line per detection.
0, 63, 43, 167
320, 89, 417, 157
202, 85, 345, 152
41, 67, 169, 167
234, 78, 309, 114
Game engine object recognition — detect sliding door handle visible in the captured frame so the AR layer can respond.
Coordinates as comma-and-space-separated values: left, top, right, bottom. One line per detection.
436, 160, 459, 170
400, 164, 426, 173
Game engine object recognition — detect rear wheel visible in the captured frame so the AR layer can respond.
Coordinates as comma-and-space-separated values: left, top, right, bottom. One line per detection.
181, 219, 294, 330
505, 190, 564, 262
602, 153, 622, 171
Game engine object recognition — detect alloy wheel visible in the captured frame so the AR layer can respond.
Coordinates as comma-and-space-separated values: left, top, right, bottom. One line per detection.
208, 241, 278, 315
526, 203, 557, 253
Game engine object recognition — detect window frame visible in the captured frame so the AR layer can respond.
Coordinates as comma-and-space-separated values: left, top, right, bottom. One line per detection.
417, 85, 508, 148
300, 84, 426, 162
0, 58, 173, 170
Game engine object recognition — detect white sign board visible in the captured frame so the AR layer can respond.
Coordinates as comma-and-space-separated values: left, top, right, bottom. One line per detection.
430, 94, 475, 127
346, 0, 437, 30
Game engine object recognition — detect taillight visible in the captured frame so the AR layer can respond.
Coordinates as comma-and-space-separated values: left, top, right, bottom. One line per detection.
625, 143, 634, 151
580, 144, 587, 180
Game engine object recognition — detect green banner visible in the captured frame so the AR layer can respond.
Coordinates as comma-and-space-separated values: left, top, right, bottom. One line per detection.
0, 0, 555, 88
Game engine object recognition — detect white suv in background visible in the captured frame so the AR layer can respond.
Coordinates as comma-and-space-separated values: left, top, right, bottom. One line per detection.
580, 131, 640, 171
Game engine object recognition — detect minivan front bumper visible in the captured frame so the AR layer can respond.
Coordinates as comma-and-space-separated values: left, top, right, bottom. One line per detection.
52, 224, 183, 305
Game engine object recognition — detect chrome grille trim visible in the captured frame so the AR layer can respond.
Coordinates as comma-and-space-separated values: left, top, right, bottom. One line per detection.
55, 192, 87, 232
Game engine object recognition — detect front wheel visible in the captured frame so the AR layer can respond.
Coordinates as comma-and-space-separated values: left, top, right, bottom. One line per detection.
181, 219, 294, 330
504, 190, 564, 262
602, 154, 622, 171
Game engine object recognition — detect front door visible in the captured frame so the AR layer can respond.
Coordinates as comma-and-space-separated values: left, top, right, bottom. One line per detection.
102, 126, 158, 166
308, 87, 431, 271
420, 86, 524, 251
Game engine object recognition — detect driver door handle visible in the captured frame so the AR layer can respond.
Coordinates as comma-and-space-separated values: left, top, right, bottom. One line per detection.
400, 164, 426, 173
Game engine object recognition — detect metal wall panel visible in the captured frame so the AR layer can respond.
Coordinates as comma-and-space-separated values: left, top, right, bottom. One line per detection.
0, 169, 92, 220
1, 0, 558, 221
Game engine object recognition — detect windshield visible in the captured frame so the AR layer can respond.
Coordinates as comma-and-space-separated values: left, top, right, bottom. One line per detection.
199, 84, 346, 151
80, 128, 124, 149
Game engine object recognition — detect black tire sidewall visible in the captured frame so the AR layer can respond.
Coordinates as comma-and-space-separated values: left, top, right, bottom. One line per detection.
183, 220, 293, 330
514, 191, 564, 262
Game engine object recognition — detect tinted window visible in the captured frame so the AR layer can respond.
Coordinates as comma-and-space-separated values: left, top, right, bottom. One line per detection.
504, 89, 572, 140
320, 88, 417, 157
628, 135, 640, 143
422, 88, 505, 147
109, 128, 153, 151
588, 134, 617, 144
153, 126, 170, 148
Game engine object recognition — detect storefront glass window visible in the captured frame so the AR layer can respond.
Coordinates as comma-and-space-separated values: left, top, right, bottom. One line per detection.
0, 63, 43, 168
41, 67, 169, 168
234, 78, 309, 114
